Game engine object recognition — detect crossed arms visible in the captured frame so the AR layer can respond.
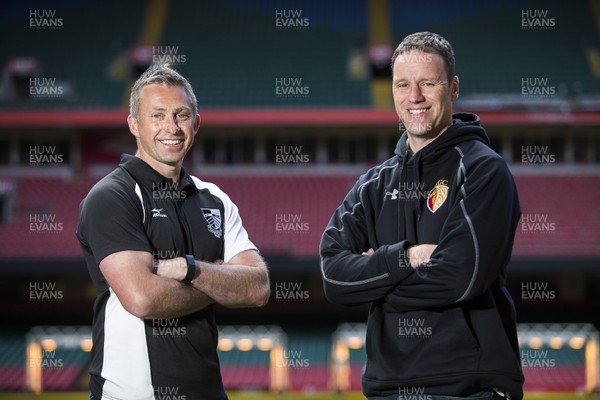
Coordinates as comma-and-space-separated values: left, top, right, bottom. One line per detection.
100, 249, 270, 319
320, 156, 520, 310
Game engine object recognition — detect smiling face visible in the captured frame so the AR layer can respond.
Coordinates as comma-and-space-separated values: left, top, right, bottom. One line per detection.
392, 50, 459, 151
127, 83, 200, 178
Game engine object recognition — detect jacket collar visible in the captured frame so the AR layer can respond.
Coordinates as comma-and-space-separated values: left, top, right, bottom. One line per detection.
118, 154, 196, 192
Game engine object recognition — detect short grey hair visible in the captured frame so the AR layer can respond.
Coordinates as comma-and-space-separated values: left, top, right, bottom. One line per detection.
129, 64, 198, 119
391, 32, 456, 81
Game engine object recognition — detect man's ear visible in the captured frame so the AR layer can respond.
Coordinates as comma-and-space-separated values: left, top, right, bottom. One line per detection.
451, 76, 459, 102
192, 113, 201, 136
127, 114, 139, 138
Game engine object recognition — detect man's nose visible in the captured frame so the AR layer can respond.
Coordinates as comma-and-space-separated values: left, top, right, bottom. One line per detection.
409, 83, 425, 103
163, 116, 179, 133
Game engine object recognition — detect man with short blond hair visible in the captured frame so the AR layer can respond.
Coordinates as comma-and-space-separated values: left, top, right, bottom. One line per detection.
78, 64, 270, 400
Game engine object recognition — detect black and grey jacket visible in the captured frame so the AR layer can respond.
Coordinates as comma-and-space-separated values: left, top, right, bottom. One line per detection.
320, 113, 524, 398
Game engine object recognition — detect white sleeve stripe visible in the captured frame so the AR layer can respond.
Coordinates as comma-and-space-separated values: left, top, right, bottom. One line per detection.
320, 162, 399, 286
320, 254, 391, 286
327, 162, 398, 233
134, 183, 145, 224
456, 199, 480, 302
453, 146, 480, 302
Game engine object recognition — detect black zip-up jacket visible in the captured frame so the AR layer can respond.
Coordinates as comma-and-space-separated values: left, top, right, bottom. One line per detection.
320, 113, 523, 398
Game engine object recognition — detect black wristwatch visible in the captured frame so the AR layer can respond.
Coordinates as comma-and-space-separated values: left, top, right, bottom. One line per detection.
183, 255, 197, 284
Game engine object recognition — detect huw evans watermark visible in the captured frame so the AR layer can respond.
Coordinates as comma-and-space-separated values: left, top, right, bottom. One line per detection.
521, 77, 556, 97
28, 350, 64, 368
152, 181, 187, 201
29, 78, 64, 98
521, 213, 556, 233
275, 10, 309, 29
398, 182, 429, 201
521, 145, 556, 165
152, 45, 187, 65
275, 77, 310, 97
29, 9, 63, 29
154, 386, 186, 400
521, 9, 555, 29
276, 349, 310, 368
274, 281, 309, 301
398, 387, 432, 400
275, 213, 309, 233
29, 145, 64, 165
398, 248, 433, 272
521, 349, 556, 369
396, 51, 433, 64
521, 281, 556, 302
30, 213, 63, 233
30, 281, 63, 301
398, 318, 432, 338
152, 318, 187, 337
275, 145, 310, 164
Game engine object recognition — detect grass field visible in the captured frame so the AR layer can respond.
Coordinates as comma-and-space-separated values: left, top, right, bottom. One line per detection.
0, 392, 598, 400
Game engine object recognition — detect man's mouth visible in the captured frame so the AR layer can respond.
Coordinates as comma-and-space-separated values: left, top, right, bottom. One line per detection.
408, 108, 428, 115
159, 139, 184, 145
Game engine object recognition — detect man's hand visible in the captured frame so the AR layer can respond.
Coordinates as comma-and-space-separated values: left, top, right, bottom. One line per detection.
154, 257, 223, 281
99, 250, 214, 318
406, 244, 437, 269
362, 245, 437, 269
154, 251, 269, 308
154, 258, 186, 280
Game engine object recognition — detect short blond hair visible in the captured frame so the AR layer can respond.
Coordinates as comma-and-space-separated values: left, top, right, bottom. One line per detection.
129, 64, 198, 119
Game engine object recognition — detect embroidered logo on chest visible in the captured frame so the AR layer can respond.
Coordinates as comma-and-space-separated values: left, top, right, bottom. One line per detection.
201, 208, 222, 238
427, 179, 449, 213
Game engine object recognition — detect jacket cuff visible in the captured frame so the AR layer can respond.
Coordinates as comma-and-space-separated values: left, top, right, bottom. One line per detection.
380, 241, 414, 283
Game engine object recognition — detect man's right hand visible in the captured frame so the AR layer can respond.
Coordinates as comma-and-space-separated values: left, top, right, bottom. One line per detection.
406, 244, 437, 269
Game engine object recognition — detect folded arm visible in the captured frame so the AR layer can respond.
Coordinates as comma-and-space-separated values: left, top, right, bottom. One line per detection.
155, 249, 270, 308
99, 250, 214, 319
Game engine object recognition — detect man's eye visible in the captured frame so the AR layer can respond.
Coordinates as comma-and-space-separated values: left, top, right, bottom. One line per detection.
177, 113, 190, 120
396, 83, 408, 89
422, 81, 435, 87
151, 114, 163, 120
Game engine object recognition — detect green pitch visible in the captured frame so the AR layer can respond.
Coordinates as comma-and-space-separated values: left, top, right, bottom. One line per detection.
0, 392, 597, 400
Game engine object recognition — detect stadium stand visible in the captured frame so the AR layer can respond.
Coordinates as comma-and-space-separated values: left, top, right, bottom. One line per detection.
0, 172, 598, 260
3, 0, 597, 109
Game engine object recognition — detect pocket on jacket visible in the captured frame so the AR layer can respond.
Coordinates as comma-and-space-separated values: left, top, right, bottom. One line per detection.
364, 307, 480, 383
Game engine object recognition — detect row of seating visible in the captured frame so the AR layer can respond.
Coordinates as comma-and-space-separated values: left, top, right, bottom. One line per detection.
0, 1, 597, 108
1, 173, 598, 260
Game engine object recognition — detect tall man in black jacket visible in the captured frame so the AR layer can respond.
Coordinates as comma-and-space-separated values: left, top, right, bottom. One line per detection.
320, 32, 523, 399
